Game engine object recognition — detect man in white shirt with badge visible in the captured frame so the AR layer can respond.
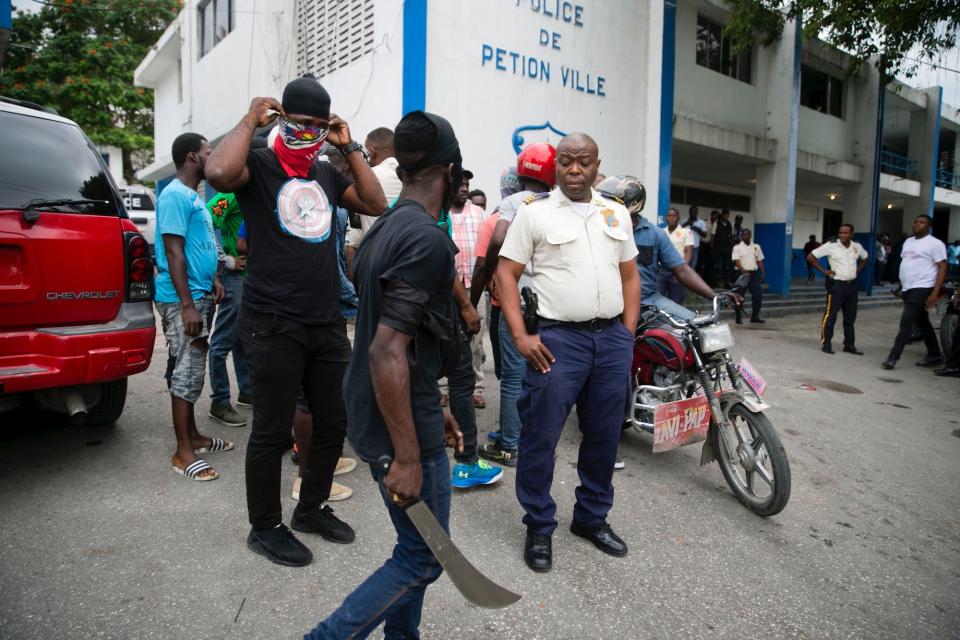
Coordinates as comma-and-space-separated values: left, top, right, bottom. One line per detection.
807, 223, 868, 355
883, 214, 948, 370
497, 132, 640, 573
658, 207, 694, 304
731, 228, 766, 324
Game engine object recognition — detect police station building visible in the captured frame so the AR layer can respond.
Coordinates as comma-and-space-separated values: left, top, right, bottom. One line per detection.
135, 0, 960, 297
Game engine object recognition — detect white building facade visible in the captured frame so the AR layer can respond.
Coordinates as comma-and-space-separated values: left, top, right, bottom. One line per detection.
135, 0, 959, 297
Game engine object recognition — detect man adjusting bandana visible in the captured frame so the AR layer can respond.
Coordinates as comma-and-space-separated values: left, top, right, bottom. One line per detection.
205, 75, 387, 568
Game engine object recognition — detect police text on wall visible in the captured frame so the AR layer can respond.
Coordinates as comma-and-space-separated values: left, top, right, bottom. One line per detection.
480, 0, 606, 97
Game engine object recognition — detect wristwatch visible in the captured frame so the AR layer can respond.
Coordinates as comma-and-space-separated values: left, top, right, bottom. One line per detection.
338, 140, 368, 161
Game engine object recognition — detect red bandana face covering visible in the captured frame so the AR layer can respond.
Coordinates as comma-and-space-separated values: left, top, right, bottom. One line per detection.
273, 136, 322, 178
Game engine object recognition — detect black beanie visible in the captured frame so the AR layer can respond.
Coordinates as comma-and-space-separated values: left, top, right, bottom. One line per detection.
282, 74, 331, 119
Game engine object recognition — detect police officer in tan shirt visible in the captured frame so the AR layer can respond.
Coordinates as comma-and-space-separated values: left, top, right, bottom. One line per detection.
497, 132, 640, 573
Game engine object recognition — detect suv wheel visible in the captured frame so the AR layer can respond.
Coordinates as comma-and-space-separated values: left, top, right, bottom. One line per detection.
69, 378, 128, 427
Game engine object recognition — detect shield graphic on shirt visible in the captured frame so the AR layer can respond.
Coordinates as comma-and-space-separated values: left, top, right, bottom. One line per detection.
275, 178, 332, 243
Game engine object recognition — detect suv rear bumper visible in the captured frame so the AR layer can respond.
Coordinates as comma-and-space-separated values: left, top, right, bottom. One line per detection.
0, 301, 156, 394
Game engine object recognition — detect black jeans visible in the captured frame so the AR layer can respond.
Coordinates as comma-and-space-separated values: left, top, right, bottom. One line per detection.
714, 246, 733, 286
734, 270, 763, 319
489, 302, 502, 380
447, 321, 478, 465
888, 287, 941, 362
820, 279, 858, 349
239, 307, 350, 530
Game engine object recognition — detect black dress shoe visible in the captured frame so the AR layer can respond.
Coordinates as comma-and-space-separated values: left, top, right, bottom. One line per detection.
524, 532, 552, 572
569, 521, 628, 557
842, 346, 864, 355
881, 358, 896, 370
934, 366, 960, 377
822, 346, 835, 354
916, 355, 945, 367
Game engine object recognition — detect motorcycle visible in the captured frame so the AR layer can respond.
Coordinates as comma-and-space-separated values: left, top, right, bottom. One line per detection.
626, 276, 791, 517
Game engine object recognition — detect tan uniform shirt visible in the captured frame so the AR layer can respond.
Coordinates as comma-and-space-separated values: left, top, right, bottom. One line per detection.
499, 188, 638, 322
346, 157, 402, 248
810, 240, 867, 281
666, 225, 694, 261
732, 241, 765, 271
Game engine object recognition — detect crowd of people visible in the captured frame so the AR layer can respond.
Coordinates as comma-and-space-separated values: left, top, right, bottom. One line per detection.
150, 74, 959, 639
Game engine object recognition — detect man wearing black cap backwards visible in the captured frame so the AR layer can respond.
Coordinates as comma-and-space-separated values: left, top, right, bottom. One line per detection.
206, 76, 386, 567
304, 111, 466, 639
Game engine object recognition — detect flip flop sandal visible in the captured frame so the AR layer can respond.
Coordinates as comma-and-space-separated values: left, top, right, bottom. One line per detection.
173, 459, 219, 481
194, 437, 234, 454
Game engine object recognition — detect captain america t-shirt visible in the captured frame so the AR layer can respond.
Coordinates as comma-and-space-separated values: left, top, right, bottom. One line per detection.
235, 147, 353, 324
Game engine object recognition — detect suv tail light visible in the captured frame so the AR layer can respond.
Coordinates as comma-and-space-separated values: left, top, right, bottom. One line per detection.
124, 231, 154, 302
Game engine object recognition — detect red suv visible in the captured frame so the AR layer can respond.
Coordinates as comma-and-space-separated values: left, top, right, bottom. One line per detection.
0, 97, 155, 426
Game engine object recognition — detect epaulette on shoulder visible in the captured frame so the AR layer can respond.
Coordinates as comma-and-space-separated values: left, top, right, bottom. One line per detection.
523, 192, 550, 205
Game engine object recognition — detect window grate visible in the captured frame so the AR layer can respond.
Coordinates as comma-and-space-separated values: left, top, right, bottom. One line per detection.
296, 0, 375, 78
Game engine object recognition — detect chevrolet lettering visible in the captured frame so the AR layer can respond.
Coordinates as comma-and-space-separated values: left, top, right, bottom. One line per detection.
46, 290, 121, 301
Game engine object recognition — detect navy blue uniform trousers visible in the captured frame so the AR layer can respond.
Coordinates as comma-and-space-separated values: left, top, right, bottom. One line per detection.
516, 322, 634, 535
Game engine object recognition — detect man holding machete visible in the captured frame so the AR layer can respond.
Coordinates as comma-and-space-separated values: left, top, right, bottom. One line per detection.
305, 111, 470, 638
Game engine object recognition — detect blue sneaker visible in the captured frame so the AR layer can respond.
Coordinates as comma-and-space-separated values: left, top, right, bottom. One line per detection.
451, 460, 503, 489
486, 431, 501, 443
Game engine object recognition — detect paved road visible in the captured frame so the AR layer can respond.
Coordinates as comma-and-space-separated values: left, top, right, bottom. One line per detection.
1, 306, 958, 639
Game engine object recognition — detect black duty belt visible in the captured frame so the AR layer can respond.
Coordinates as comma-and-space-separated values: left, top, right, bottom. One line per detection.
539, 316, 621, 332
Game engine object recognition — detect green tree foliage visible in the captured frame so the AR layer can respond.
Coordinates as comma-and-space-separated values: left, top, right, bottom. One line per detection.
724, 1, 960, 80
0, 0, 180, 181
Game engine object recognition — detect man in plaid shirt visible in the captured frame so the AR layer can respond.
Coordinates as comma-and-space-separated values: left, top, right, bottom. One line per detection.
445, 169, 503, 489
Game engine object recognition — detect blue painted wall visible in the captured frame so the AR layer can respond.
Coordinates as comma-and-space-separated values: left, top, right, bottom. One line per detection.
755, 223, 787, 293
402, 0, 427, 114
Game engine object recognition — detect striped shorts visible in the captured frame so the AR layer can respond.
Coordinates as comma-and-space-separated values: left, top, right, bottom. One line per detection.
156, 295, 215, 403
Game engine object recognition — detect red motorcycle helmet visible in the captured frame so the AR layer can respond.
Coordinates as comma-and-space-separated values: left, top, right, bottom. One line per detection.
516, 142, 557, 188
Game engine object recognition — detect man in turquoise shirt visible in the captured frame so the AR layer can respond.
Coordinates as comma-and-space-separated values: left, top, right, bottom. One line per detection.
155, 132, 228, 482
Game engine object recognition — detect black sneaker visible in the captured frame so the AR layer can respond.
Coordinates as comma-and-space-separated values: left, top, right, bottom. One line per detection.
291, 504, 356, 544
247, 524, 312, 567
614, 456, 625, 470
236, 393, 253, 408
916, 355, 945, 367
478, 442, 518, 467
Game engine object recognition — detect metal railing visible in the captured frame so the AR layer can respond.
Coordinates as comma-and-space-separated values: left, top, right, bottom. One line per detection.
880, 150, 918, 178
935, 168, 958, 190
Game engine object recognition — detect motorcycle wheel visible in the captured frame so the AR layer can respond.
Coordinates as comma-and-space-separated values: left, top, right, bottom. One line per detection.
716, 404, 791, 517
940, 313, 958, 358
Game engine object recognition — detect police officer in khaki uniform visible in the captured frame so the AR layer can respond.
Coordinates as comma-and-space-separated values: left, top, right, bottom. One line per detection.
496, 132, 641, 573
806, 223, 868, 355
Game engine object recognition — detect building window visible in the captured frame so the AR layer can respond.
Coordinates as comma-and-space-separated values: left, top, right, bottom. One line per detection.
671, 184, 751, 213
800, 64, 843, 118
695, 15, 751, 84
297, 0, 375, 78
199, 0, 233, 58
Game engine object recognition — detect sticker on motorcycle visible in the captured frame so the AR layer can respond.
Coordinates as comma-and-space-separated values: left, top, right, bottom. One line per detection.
737, 357, 767, 396
653, 396, 710, 453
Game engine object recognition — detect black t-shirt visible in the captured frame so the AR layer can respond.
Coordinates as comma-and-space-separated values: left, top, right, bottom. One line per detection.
344, 201, 457, 463
235, 148, 353, 324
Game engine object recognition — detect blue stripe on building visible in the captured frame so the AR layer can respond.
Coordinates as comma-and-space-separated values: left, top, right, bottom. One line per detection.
656, 0, 677, 227
402, 0, 428, 115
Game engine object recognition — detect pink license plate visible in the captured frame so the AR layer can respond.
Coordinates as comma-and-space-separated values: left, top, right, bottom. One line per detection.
653, 395, 711, 453
738, 357, 767, 396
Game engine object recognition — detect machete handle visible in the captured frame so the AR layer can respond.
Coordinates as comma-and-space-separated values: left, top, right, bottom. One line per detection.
377, 455, 404, 505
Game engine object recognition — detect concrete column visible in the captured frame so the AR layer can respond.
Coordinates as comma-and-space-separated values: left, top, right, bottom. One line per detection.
845, 66, 882, 291
916, 87, 943, 218
753, 18, 801, 296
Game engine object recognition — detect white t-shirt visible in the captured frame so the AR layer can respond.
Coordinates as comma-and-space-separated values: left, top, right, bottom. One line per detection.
685, 219, 707, 248
899, 234, 947, 291
570, 202, 593, 219
811, 240, 868, 281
